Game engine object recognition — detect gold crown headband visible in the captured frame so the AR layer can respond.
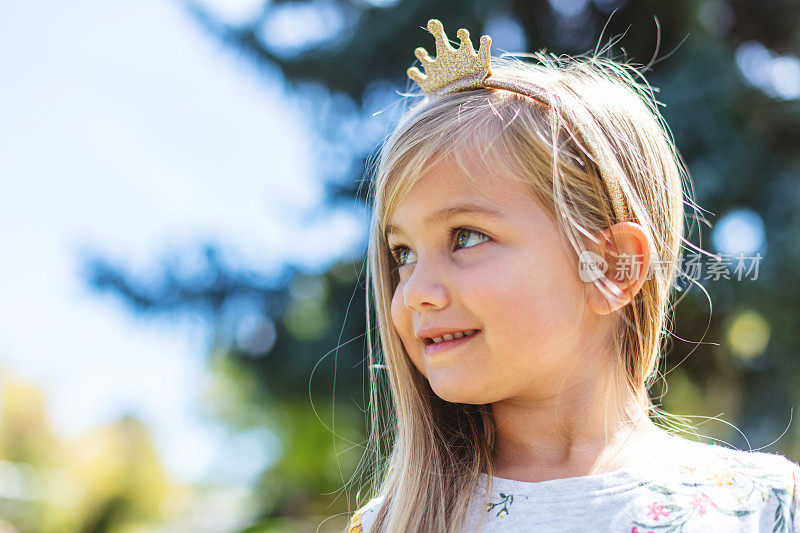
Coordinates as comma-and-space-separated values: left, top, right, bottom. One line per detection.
406, 18, 629, 223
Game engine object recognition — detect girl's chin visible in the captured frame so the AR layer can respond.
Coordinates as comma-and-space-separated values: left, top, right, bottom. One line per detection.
428, 376, 490, 405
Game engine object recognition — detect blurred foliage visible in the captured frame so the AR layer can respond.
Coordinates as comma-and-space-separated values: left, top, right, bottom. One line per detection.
19, 0, 792, 531
0, 367, 185, 532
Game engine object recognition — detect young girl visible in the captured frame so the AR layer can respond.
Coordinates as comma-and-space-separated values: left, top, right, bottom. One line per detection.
345, 19, 800, 532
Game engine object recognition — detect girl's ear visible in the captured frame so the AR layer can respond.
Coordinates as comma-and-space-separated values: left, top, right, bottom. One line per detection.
584, 222, 653, 315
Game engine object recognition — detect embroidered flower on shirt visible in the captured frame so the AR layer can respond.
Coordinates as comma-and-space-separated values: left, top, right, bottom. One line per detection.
646, 501, 670, 521
689, 493, 715, 514
631, 453, 797, 532
707, 471, 736, 486
485, 492, 514, 518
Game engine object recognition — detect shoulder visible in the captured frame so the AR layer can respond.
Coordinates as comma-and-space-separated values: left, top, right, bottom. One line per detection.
661, 436, 800, 529
346, 495, 385, 533
668, 436, 799, 486
679, 437, 798, 475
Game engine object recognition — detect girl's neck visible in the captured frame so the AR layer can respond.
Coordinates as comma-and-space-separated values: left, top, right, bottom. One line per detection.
489, 398, 661, 483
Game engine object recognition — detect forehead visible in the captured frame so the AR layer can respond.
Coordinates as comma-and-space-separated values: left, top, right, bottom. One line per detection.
384, 156, 532, 239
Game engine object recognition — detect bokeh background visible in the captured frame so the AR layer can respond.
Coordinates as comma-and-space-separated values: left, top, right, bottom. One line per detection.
1, 0, 799, 531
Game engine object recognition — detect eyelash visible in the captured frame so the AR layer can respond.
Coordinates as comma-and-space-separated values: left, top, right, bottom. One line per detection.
388, 227, 489, 268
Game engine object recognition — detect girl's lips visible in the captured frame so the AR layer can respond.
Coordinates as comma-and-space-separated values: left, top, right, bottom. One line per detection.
424, 330, 480, 356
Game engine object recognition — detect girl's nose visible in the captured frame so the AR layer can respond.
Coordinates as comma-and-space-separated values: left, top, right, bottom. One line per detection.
402, 258, 451, 312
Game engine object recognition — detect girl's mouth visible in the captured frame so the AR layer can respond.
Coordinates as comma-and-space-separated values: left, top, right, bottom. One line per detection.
424, 330, 480, 356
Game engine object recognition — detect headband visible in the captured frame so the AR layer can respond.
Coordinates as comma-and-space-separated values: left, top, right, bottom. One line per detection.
406, 19, 630, 223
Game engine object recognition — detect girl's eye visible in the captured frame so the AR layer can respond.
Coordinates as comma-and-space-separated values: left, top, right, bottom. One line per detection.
389, 228, 490, 268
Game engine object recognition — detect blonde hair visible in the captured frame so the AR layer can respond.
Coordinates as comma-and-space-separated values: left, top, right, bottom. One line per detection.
350, 49, 702, 532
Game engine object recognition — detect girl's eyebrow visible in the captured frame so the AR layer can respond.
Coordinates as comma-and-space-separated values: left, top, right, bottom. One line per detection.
385, 203, 504, 239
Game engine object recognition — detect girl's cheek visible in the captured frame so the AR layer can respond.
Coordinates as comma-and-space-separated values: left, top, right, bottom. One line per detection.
390, 286, 404, 329
390, 283, 416, 346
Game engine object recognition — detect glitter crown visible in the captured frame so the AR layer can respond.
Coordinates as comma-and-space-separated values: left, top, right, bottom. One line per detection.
406, 19, 492, 96
405, 18, 630, 223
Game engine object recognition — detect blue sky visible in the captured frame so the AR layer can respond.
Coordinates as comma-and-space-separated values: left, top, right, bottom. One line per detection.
0, 0, 365, 488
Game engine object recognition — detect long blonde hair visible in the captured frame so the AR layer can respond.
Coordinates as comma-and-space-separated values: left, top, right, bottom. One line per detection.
352, 49, 701, 532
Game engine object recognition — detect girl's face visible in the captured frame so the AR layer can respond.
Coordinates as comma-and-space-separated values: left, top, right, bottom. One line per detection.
388, 156, 604, 404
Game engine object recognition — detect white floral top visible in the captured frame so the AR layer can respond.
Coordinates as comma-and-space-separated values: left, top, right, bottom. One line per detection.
347, 433, 800, 532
